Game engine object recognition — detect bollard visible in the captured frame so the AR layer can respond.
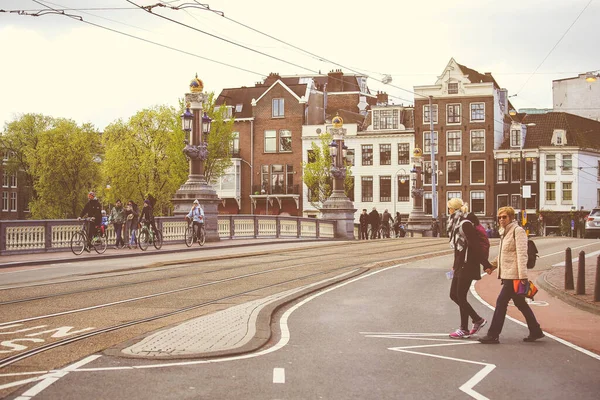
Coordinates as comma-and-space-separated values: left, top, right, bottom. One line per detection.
576, 251, 586, 295
595, 256, 600, 302
565, 247, 574, 290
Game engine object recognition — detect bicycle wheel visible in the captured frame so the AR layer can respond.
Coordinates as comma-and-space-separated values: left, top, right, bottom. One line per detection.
93, 233, 108, 254
70, 231, 86, 255
198, 226, 206, 246
138, 229, 150, 251
185, 226, 194, 247
153, 230, 163, 250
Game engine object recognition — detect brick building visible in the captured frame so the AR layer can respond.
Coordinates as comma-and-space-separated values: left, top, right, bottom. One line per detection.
215, 71, 376, 215
413, 58, 512, 226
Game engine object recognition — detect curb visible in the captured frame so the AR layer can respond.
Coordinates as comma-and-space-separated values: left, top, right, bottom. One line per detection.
536, 271, 600, 317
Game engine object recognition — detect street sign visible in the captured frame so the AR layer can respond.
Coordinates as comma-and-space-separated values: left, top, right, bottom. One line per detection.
522, 185, 531, 199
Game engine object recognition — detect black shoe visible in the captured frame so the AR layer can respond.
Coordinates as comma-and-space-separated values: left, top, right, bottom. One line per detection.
523, 332, 545, 342
478, 335, 499, 344
84, 247, 91, 253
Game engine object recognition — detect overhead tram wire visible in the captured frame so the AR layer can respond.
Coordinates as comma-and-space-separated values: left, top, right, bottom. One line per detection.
515, 0, 594, 95
124, 0, 318, 74
27, 0, 264, 77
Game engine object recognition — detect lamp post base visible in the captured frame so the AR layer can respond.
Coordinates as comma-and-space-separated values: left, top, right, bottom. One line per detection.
320, 189, 356, 240
407, 208, 433, 237
172, 175, 221, 242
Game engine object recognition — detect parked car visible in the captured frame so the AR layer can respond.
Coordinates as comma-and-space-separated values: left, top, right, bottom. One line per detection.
585, 208, 600, 238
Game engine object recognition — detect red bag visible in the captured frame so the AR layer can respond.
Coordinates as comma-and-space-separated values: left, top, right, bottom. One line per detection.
513, 280, 538, 299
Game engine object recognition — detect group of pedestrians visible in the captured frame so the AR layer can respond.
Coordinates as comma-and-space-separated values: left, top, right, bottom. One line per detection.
78, 192, 156, 250
359, 207, 405, 240
446, 197, 544, 345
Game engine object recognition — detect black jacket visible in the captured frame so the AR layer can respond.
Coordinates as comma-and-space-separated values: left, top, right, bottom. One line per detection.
80, 199, 102, 225
452, 213, 492, 280
368, 210, 380, 226
359, 213, 369, 227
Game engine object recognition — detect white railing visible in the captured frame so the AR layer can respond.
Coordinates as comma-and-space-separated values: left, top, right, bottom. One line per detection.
0, 215, 337, 255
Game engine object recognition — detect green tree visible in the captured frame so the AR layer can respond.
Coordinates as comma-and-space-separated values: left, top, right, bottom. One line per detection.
202, 93, 236, 185
28, 119, 102, 219
0, 113, 53, 205
302, 133, 353, 208
102, 105, 188, 215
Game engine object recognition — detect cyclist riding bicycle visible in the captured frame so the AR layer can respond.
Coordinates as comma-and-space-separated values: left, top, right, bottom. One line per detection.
78, 191, 102, 251
185, 199, 205, 243
140, 199, 158, 237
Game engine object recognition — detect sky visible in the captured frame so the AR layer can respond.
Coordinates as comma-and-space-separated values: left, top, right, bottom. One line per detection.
1, 0, 599, 131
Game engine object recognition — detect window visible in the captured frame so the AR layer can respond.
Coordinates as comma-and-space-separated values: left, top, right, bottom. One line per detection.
447, 161, 461, 184
424, 131, 438, 154
525, 158, 537, 181
225, 106, 233, 118
9, 174, 16, 187
261, 164, 294, 194
447, 131, 461, 154
546, 154, 556, 173
423, 161, 438, 185
552, 129, 566, 145
424, 192, 433, 214
10, 192, 16, 211
546, 182, 556, 201
397, 175, 410, 202
598, 161, 600, 181
511, 194, 521, 209
471, 191, 485, 215
272, 98, 284, 117
373, 109, 399, 130
497, 159, 508, 182
470, 130, 485, 152
448, 82, 459, 94
235, 103, 243, 113
471, 160, 485, 184
380, 176, 391, 202
279, 130, 292, 152
397, 143, 410, 165
231, 131, 240, 157
380, 144, 391, 165
447, 191, 462, 201
362, 144, 373, 166
510, 129, 521, 147
447, 104, 461, 124
2, 172, 8, 188
361, 176, 373, 202
470, 103, 485, 121
423, 104, 438, 124
1, 192, 7, 211
497, 194, 508, 208
598, 189, 600, 206
307, 150, 316, 163
264, 130, 276, 153
511, 158, 521, 182
562, 182, 572, 202
562, 154, 572, 173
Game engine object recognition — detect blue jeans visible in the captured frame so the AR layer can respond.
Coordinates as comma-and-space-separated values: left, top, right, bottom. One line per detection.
487, 279, 542, 338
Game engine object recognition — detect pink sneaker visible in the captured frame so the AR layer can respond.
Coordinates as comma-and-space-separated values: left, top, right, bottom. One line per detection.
449, 328, 470, 339
469, 318, 487, 335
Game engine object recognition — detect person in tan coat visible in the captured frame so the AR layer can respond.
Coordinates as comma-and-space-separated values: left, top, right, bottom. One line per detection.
479, 206, 544, 344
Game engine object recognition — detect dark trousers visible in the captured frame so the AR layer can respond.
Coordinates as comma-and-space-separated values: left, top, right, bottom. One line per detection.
114, 223, 124, 247
370, 224, 380, 239
360, 226, 368, 240
487, 279, 542, 338
449, 268, 482, 329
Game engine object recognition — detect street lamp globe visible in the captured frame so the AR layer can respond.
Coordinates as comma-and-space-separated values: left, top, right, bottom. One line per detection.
180, 105, 193, 132
201, 112, 212, 135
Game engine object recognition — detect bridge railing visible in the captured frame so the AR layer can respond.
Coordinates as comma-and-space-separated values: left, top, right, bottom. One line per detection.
0, 215, 336, 255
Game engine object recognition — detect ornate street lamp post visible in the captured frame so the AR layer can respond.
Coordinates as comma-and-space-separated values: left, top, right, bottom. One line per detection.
172, 74, 220, 242
406, 147, 433, 236
319, 114, 356, 239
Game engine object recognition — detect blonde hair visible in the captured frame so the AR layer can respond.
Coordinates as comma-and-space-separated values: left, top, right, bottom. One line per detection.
447, 197, 463, 211
497, 206, 516, 219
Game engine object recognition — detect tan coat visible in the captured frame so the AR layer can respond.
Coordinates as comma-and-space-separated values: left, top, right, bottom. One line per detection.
490, 221, 529, 280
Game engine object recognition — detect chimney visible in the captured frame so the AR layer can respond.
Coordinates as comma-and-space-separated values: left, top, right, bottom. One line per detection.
377, 91, 388, 105
264, 72, 281, 86
327, 69, 344, 92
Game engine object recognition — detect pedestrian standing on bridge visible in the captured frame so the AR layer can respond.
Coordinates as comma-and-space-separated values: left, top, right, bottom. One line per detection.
479, 206, 544, 344
359, 209, 369, 240
369, 207, 380, 239
447, 198, 488, 339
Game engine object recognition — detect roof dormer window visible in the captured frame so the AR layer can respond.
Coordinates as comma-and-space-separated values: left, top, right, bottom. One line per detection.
235, 104, 243, 113
552, 129, 566, 146
510, 129, 521, 148
448, 82, 459, 94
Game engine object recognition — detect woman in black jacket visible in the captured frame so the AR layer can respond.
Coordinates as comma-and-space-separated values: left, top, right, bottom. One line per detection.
447, 198, 491, 339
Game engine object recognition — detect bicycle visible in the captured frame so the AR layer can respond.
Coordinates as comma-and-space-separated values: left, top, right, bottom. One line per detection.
138, 221, 163, 251
185, 220, 205, 247
71, 217, 107, 255
367, 224, 384, 240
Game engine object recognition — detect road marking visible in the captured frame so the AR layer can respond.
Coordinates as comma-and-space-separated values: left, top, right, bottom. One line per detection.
273, 368, 285, 383
470, 279, 600, 361
551, 250, 600, 266
363, 332, 493, 400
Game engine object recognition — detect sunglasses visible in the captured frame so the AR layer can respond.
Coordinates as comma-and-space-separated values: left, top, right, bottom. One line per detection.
498, 215, 509, 220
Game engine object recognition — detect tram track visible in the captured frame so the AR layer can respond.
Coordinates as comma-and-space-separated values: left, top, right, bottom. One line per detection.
0, 239, 448, 306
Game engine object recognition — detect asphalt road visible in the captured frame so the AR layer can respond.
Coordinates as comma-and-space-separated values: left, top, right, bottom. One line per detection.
1, 237, 600, 399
